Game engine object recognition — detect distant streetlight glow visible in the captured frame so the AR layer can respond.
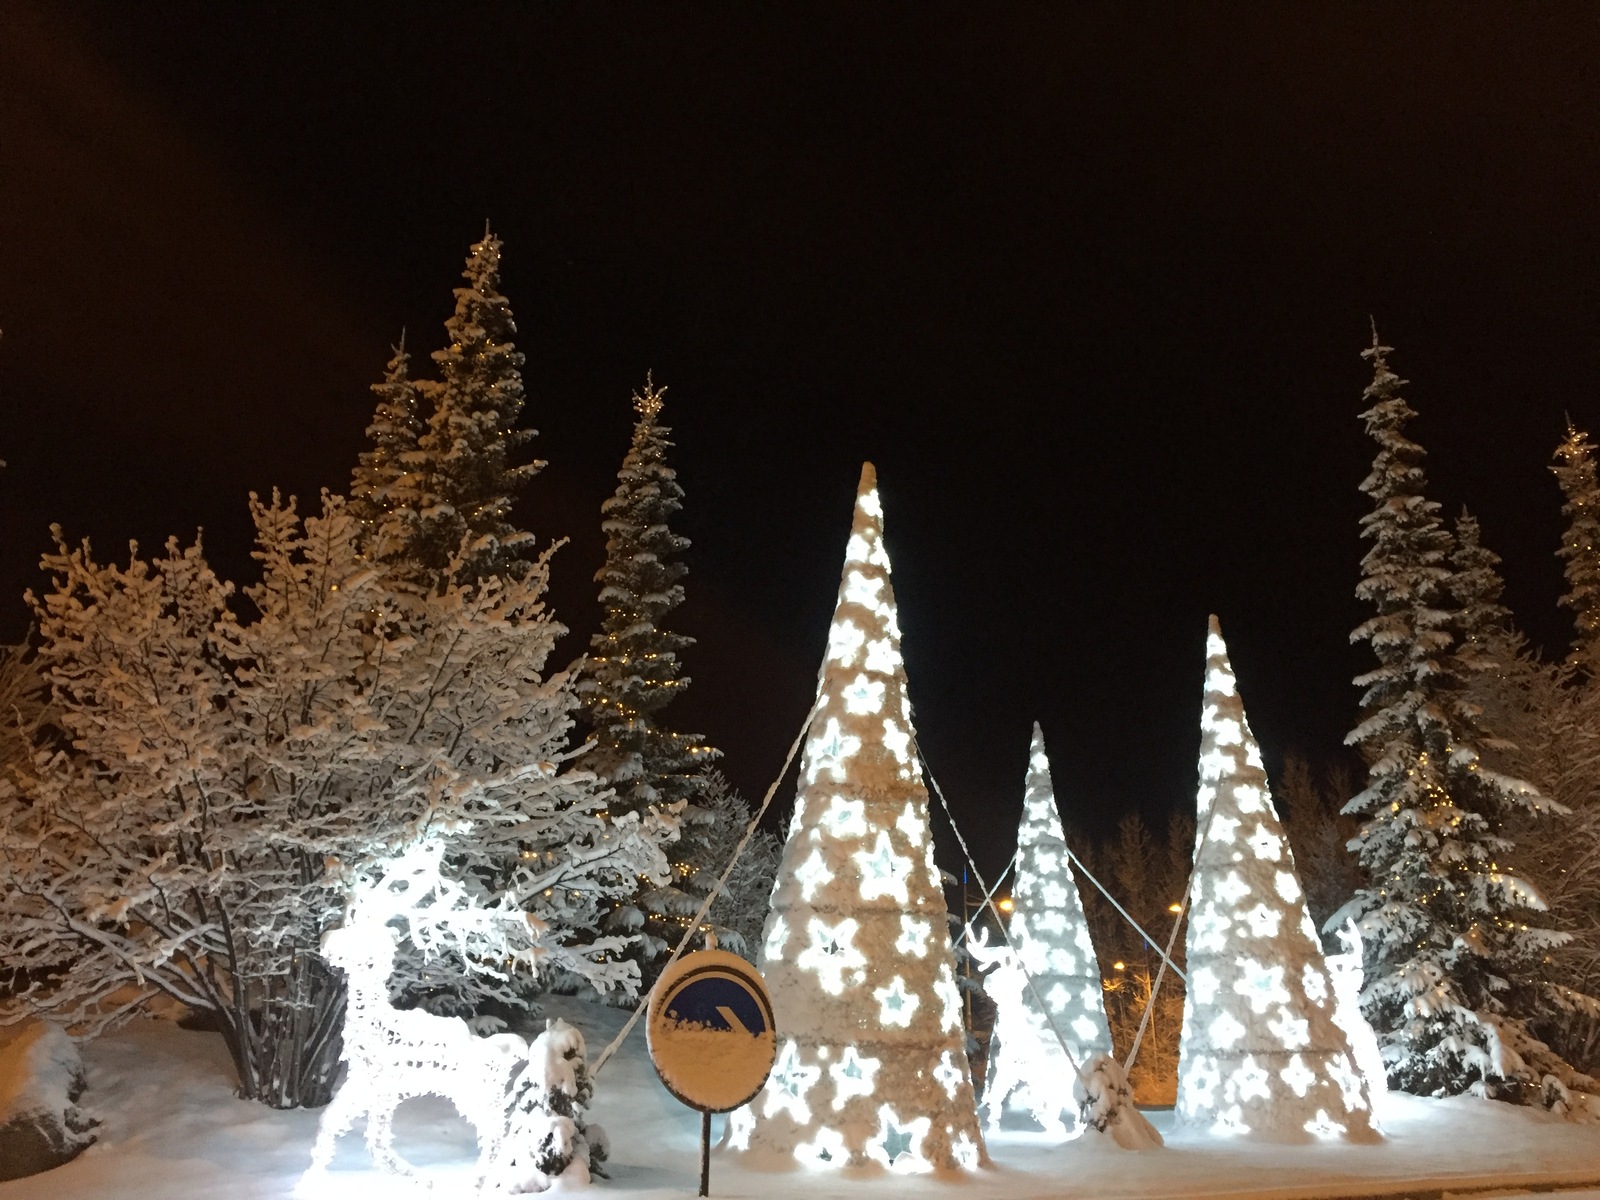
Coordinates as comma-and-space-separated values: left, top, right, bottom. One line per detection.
995, 897, 1014, 913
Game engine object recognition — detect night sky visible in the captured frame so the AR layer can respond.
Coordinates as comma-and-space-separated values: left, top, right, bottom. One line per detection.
3, 4, 1598, 879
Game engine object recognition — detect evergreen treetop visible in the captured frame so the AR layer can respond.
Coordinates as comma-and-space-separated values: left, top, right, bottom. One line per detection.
1552, 422, 1600, 663
411, 231, 543, 587
579, 377, 715, 818
348, 336, 425, 569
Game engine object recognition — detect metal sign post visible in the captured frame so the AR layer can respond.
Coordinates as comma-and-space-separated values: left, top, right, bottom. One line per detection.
646, 949, 777, 1197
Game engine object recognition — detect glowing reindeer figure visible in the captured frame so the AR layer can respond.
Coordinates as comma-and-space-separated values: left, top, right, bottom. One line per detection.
967, 927, 1078, 1137
307, 842, 533, 1187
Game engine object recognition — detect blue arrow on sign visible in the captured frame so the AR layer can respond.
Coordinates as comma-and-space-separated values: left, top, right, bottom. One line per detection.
665, 975, 770, 1036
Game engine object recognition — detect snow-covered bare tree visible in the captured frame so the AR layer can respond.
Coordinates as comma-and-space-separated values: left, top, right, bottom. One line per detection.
1341, 329, 1580, 1102
0, 492, 674, 1108
1078, 811, 1192, 1105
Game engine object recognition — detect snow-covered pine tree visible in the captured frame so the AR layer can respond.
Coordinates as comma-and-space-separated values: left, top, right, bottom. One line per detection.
577, 378, 716, 980
1341, 330, 1576, 1102
408, 230, 543, 589
1459, 425, 1600, 1075
348, 335, 425, 573
728, 463, 986, 1171
579, 377, 714, 818
675, 771, 782, 962
1176, 617, 1376, 1141
978, 722, 1112, 1136
1552, 422, 1600, 665
0, 492, 673, 1107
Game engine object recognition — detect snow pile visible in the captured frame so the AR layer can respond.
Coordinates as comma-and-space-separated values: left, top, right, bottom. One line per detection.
1078, 1054, 1162, 1150
0, 1022, 97, 1182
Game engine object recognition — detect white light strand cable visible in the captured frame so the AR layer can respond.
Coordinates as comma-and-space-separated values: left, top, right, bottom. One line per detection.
1122, 789, 1222, 1074
592, 694, 821, 1076
1063, 845, 1187, 986
915, 738, 1089, 1089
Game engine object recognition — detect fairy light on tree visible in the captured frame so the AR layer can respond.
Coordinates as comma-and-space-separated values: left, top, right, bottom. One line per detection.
972, 722, 1112, 1137
1175, 617, 1377, 1142
729, 463, 986, 1172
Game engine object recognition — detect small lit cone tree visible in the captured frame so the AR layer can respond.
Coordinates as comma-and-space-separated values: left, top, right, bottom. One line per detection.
1175, 617, 1377, 1141
977, 722, 1113, 1135
729, 463, 987, 1172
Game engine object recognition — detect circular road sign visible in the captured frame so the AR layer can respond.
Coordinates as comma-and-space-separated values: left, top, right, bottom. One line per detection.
647, 949, 777, 1113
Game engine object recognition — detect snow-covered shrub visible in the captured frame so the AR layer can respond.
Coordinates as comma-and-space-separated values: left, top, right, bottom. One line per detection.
0, 492, 672, 1107
496, 1018, 608, 1193
1078, 1054, 1162, 1150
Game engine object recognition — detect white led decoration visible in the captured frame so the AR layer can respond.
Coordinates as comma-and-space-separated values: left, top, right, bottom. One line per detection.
1174, 617, 1379, 1142
737, 463, 986, 1171
306, 842, 534, 1187
971, 723, 1113, 1139
1326, 922, 1389, 1104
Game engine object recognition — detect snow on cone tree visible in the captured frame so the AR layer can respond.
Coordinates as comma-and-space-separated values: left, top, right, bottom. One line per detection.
977, 722, 1113, 1135
1175, 617, 1377, 1141
728, 463, 987, 1172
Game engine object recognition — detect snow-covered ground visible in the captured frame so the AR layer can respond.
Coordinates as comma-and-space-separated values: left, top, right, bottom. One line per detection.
2, 998, 1598, 1200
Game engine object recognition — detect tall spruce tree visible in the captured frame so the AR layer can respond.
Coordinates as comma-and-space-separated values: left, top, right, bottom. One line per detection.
348, 336, 425, 571
579, 376, 713, 817
409, 231, 542, 589
1552, 423, 1600, 664
577, 378, 717, 979
1341, 329, 1573, 1101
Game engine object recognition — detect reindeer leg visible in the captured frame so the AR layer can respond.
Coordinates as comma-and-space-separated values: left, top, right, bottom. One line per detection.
309, 1079, 363, 1172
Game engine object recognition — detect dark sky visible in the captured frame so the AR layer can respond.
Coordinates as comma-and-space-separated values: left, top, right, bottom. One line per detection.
2, 3, 1598, 880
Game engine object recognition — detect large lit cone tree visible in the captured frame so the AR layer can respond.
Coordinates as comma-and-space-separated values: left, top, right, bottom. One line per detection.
977, 722, 1113, 1134
728, 463, 987, 1172
1176, 617, 1378, 1141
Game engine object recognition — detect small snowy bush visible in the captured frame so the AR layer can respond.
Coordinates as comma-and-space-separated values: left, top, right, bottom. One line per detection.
496, 1018, 608, 1193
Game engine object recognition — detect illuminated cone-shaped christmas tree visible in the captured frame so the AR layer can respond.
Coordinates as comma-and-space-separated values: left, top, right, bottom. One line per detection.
1175, 617, 1377, 1141
728, 463, 986, 1172
978, 723, 1113, 1135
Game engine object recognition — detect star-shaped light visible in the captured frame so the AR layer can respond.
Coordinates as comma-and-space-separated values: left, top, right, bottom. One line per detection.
827, 619, 866, 667
854, 830, 910, 902
794, 847, 834, 902
843, 569, 884, 610
863, 637, 898, 675
843, 674, 885, 715
882, 718, 913, 766
797, 916, 866, 994
895, 914, 930, 957
829, 1045, 880, 1109
933, 1050, 965, 1099
874, 975, 919, 1027
869, 1104, 930, 1171
1281, 1053, 1316, 1098
764, 1040, 821, 1122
